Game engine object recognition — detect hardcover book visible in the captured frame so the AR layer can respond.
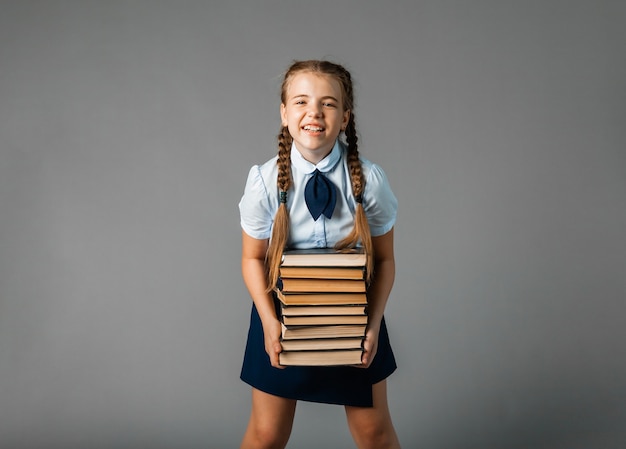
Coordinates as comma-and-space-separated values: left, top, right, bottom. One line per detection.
277, 248, 368, 366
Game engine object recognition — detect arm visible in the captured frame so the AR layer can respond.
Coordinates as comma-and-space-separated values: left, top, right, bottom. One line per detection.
361, 227, 395, 367
241, 230, 284, 369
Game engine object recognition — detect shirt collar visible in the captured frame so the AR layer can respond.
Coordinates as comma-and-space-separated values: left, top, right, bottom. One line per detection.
291, 140, 342, 174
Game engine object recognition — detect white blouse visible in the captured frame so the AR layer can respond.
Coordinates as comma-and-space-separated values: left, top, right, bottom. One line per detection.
239, 140, 397, 249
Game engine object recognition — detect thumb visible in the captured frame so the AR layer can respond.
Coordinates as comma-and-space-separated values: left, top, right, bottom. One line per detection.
361, 348, 369, 366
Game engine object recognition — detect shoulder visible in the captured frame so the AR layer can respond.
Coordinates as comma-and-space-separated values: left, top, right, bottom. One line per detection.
251, 155, 279, 181
358, 155, 393, 193
337, 142, 390, 184
353, 152, 397, 236
243, 156, 278, 193
359, 156, 381, 177
239, 155, 279, 240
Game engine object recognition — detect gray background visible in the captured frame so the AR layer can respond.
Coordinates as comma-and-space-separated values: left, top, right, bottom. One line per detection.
1, 1, 624, 448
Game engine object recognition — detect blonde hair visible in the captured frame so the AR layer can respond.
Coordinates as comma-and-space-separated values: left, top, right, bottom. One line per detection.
266, 60, 373, 290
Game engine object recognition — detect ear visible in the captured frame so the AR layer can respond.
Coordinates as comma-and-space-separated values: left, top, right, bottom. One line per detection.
280, 103, 288, 127
342, 109, 351, 130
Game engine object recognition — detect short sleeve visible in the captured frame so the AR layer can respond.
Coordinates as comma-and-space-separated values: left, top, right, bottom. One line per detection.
362, 163, 397, 236
238, 165, 275, 239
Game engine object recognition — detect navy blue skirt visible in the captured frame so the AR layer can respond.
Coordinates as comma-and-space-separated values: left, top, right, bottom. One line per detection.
240, 301, 397, 407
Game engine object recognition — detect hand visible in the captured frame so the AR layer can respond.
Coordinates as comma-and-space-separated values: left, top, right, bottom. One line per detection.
262, 318, 285, 369
358, 326, 380, 368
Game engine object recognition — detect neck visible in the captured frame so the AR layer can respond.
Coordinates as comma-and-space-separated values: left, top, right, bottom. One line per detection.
295, 144, 334, 165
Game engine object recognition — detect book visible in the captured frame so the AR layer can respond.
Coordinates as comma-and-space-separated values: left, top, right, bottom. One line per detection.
282, 314, 368, 326
275, 290, 367, 306
281, 248, 366, 267
280, 304, 367, 316
280, 337, 364, 351
279, 265, 365, 280
281, 323, 367, 340
279, 349, 363, 366
280, 277, 366, 293
275, 248, 368, 366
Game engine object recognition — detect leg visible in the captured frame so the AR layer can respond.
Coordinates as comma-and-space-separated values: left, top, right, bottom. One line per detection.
344, 380, 401, 449
240, 387, 297, 449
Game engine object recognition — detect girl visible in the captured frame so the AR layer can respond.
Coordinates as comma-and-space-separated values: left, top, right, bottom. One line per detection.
238, 60, 401, 449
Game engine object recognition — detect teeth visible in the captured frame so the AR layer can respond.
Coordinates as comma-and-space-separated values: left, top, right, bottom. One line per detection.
304, 125, 323, 131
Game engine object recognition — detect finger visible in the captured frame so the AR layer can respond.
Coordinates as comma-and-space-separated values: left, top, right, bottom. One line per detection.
271, 342, 285, 369
351, 348, 369, 368
270, 352, 283, 369
363, 343, 378, 368
361, 354, 369, 368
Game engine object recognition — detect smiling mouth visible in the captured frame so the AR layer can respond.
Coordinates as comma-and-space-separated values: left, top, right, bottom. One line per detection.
303, 125, 325, 132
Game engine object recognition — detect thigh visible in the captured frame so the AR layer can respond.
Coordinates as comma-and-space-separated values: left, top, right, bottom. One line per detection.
345, 380, 392, 424
344, 380, 400, 449
250, 387, 297, 425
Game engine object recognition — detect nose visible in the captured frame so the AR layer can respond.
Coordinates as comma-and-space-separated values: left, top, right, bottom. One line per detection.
307, 102, 323, 117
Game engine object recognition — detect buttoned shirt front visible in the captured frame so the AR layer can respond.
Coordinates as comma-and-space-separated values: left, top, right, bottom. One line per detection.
239, 140, 397, 249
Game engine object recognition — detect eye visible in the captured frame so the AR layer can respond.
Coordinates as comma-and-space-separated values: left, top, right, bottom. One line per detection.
323, 102, 337, 108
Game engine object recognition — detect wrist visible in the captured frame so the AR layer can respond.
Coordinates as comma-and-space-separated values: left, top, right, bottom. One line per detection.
260, 314, 281, 330
366, 319, 381, 333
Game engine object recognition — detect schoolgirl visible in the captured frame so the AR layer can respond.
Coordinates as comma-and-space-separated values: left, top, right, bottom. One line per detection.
238, 60, 401, 449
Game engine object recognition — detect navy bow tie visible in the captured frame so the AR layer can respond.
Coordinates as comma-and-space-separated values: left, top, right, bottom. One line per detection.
304, 169, 337, 220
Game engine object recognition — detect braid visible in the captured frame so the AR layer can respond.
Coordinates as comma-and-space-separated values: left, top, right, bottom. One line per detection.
334, 113, 374, 283
344, 114, 364, 197
266, 127, 293, 290
276, 126, 293, 192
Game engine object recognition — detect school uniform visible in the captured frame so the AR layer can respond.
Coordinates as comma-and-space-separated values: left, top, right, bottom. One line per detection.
238, 140, 398, 407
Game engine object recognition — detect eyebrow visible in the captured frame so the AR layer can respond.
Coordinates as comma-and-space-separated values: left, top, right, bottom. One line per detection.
291, 94, 339, 102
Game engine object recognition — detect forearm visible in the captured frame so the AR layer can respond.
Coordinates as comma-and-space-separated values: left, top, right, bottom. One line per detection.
366, 228, 396, 330
242, 257, 278, 325
367, 257, 395, 330
241, 231, 278, 326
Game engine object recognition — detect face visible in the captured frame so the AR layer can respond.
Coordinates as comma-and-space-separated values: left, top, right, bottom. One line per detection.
281, 72, 350, 164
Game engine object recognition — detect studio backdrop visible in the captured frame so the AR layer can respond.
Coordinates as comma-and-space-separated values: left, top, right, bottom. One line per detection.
1, 1, 625, 448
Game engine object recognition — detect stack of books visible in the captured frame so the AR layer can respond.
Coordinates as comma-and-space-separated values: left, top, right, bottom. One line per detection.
277, 248, 368, 366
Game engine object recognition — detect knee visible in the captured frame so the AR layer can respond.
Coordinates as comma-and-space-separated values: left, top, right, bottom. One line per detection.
351, 420, 398, 449
245, 422, 291, 449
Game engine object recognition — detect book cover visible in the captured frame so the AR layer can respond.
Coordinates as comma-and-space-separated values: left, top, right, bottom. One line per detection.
282, 314, 368, 326
281, 323, 367, 340
280, 277, 366, 293
281, 248, 366, 267
280, 337, 364, 351
279, 349, 363, 366
279, 265, 365, 280
280, 304, 367, 316
275, 290, 368, 306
